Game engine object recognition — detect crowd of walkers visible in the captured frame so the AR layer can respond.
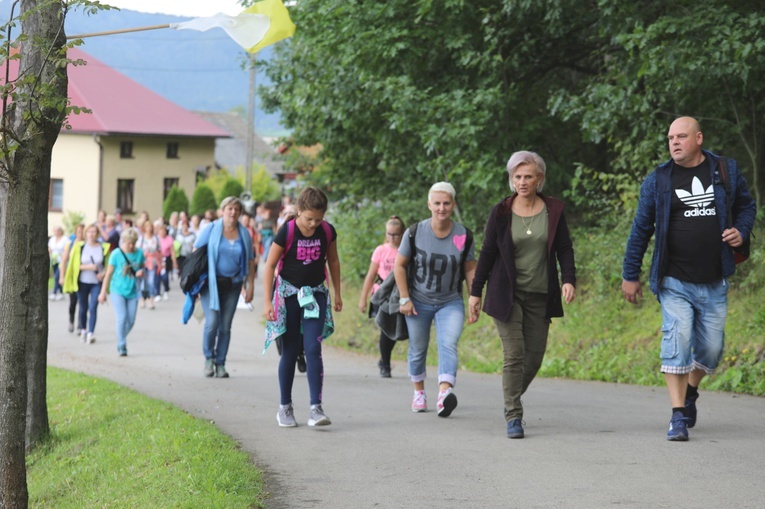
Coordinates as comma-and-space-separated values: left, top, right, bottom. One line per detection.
50, 119, 757, 442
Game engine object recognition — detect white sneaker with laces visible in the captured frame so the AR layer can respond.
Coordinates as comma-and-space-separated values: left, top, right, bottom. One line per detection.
153, 295, 162, 303
308, 404, 331, 426
86, 332, 96, 344
162, 291, 168, 301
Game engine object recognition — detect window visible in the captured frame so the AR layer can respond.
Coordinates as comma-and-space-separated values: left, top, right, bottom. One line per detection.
163, 178, 179, 200
117, 179, 134, 213
166, 142, 179, 159
49, 179, 63, 211
120, 141, 133, 158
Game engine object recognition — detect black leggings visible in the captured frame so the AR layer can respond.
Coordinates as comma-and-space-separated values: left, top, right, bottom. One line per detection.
68, 293, 78, 324
379, 331, 396, 367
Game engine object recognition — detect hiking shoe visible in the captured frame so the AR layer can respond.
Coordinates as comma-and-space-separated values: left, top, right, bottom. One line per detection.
437, 388, 458, 417
667, 411, 689, 442
297, 352, 307, 373
412, 391, 427, 412
86, 332, 96, 344
378, 359, 392, 378
507, 419, 525, 439
277, 403, 298, 428
685, 392, 699, 429
215, 364, 229, 378
308, 404, 331, 426
204, 359, 215, 377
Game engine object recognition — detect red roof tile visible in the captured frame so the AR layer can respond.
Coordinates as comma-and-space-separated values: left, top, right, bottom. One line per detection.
2, 47, 228, 138
66, 47, 228, 137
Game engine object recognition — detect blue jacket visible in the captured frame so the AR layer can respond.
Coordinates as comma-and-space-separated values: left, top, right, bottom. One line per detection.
623, 150, 757, 297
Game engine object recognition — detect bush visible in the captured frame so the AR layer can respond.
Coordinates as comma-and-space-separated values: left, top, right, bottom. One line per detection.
217, 178, 244, 204
162, 186, 189, 220
190, 184, 217, 216
61, 210, 86, 234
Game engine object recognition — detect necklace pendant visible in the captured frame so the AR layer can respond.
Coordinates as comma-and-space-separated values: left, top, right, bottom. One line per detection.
526, 229, 532, 235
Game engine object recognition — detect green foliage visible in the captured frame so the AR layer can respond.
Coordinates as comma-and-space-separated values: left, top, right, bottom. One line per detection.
217, 178, 244, 204
27, 368, 266, 508
201, 169, 233, 202
331, 224, 765, 396
189, 184, 217, 216
162, 186, 189, 219
245, 166, 282, 202
61, 209, 85, 234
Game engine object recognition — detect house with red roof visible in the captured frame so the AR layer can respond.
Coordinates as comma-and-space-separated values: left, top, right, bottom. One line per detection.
45, 47, 229, 226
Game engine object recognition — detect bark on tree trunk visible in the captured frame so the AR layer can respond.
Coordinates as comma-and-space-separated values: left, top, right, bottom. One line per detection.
0, 1, 67, 507
25, 145, 52, 450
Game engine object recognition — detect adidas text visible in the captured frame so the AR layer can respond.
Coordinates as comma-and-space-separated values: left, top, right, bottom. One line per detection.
684, 208, 716, 217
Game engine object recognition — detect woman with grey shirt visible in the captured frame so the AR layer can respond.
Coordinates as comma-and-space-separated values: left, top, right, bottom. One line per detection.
393, 182, 476, 417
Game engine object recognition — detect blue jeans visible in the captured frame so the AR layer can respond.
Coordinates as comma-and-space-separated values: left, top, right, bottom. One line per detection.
200, 281, 243, 366
261, 230, 274, 260
658, 276, 728, 374
140, 270, 157, 299
52, 264, 63, 294
278, 293, 328, 406
77, 281, 101, 333
111, 293, 138, 354
404, 297, 464, 387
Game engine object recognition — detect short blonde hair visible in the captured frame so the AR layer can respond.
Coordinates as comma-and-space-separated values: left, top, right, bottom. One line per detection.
220, 196, 243, 213
428, 182, 456, 202
121, 228, 138, 244
507, 151, 546, 193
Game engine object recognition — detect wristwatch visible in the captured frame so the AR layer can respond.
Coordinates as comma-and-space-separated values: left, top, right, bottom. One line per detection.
399, 297, 411, 306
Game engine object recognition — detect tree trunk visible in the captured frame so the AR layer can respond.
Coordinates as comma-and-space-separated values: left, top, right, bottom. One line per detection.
0, 1, 67, 507
25, 145, 52, 450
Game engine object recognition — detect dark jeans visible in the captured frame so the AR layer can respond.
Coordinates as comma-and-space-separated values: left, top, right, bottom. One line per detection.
77, 281, 102, 333
68, 292, 78, 324
52, 264, 63, 294
279, 292, 327, 406
200, 281, 244, 366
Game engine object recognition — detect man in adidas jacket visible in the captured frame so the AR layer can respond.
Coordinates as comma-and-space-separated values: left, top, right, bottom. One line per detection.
622, 116, 756, 442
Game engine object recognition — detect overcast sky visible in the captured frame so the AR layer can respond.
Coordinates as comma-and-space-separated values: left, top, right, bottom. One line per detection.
104, 1, 245, 17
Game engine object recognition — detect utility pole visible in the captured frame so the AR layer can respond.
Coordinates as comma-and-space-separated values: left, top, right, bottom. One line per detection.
245, 52, 256, 193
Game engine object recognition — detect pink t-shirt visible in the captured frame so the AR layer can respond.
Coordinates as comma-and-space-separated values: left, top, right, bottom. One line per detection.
371, 243, 398, 293
159, 235, 175, 257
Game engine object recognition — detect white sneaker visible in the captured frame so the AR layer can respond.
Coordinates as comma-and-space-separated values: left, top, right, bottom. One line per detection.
153, 295, 162, 303
277, 403, 298, 428
162, 291, 169, 301
80, 330, 87, 343
308, 404, 331, 426
56, 293, 64, 301
86, 332, 96, 344
48, 293, 56, 301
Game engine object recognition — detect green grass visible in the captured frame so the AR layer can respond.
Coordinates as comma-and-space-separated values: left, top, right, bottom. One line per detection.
27, 368, 266, 509
333, 223, 765, 396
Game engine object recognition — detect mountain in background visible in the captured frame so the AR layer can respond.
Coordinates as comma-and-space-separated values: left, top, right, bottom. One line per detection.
0, 0, 287, 136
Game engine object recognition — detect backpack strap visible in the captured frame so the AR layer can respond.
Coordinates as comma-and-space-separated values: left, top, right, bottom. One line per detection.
277, 219, 296, 273
460, 228, 473, 283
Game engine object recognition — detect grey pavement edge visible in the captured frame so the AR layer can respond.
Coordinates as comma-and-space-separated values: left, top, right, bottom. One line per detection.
48, 281, 765, 509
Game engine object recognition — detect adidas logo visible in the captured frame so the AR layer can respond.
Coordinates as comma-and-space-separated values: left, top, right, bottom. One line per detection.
676, 177, 716, 217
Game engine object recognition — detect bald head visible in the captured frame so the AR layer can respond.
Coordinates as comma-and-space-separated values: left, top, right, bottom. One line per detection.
667, 116, 704, 167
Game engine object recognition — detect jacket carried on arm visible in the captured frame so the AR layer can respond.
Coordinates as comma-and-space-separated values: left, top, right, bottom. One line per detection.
470, 194, 576, 321
622, 149, 757, 297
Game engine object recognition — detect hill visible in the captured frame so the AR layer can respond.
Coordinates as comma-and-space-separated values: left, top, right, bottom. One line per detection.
0, 0, 287, 136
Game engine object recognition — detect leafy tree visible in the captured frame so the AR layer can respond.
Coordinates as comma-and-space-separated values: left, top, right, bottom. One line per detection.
162, 186, 189, 219
0, 0, 102, 505
190, 183, 217, 215
217, 178, 244, 204
258, 0, 605, 233
61, 209, 86, 234
236, 165, 281, 202
550, 0, 765, 215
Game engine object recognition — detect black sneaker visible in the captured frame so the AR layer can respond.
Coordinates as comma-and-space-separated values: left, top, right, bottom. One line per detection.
297, 353, 306, 373
685, 392, 699, 428
378, 360, 391, 378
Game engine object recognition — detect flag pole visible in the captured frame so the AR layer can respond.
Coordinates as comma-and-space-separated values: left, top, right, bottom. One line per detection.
67, 25, 170, 40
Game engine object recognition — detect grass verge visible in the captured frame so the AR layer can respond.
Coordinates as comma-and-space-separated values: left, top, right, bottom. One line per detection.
333, 279, 765, 396
27, 368, 266, 509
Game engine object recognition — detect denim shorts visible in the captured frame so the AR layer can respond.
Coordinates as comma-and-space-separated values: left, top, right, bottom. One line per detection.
658, 276, 728, 374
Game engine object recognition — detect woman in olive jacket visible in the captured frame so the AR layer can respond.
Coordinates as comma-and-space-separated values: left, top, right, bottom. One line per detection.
469, 151, 576, 439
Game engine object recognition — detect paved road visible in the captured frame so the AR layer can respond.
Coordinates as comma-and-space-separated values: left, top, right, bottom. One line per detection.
48, 286, 765, 508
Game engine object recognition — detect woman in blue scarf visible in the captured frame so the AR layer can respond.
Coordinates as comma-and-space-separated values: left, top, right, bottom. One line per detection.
194, 196, 255, 378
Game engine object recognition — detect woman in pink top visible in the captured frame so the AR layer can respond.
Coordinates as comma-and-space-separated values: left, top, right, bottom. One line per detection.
359, 216, 406, 377
156, 223, 179, 301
